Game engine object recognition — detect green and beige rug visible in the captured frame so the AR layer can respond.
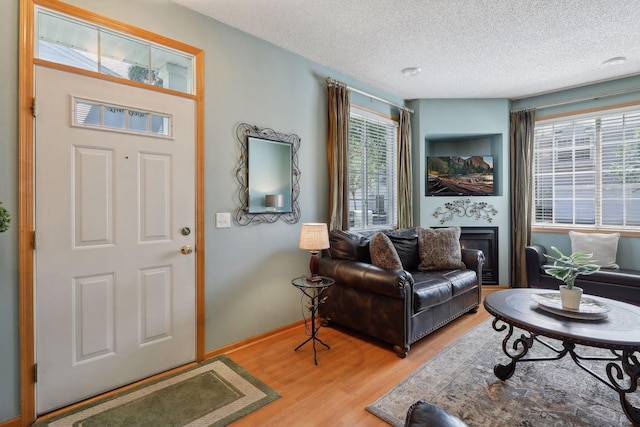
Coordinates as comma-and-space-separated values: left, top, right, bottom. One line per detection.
35, 355, 279, 427
367, 318, 637, 427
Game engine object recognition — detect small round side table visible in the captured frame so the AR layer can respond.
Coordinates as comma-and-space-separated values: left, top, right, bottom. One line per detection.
291, 275, 335, 365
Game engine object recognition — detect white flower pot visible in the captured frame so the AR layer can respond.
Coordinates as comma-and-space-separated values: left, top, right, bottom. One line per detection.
559, 285, 583, 310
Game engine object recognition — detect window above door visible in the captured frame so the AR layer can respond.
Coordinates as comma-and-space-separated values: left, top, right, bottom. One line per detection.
36, 7, 195, 95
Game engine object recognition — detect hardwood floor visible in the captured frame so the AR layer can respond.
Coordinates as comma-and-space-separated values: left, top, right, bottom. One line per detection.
35, 288, 499, 426
226, 287, 499, 426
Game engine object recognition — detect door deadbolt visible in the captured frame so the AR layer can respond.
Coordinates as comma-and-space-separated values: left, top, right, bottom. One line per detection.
181, 227, 191, 236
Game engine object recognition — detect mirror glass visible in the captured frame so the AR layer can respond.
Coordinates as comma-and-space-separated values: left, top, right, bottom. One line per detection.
234, 123, 300, 226
248, 137, 292, 213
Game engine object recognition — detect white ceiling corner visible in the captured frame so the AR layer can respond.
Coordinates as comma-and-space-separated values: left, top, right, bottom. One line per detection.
173, 0, 640, 100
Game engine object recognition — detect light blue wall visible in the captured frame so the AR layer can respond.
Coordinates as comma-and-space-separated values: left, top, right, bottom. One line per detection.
512, 76, 640, 270
0, 0, 405, 421
410, 99, 511, 285
0, 1, 19, 422
4, 1, 639, 422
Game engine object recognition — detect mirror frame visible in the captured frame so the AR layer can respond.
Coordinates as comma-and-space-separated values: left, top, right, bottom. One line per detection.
234, 123, 301, 225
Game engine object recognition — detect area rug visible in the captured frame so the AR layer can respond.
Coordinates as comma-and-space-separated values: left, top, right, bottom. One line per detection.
367, 318, 638, 427
34, 355, 279, 427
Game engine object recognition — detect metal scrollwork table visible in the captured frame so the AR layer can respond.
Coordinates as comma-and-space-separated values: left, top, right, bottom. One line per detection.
291, 276, 334, 365
484, 289, 640, 426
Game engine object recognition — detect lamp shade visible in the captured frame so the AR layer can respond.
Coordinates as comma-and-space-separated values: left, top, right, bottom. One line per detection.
298, 223, 330, 250
265, 194, 284, 208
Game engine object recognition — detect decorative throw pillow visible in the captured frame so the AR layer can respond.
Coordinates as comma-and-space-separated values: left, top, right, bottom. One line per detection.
417, 226, 466, 271
569, 231, 620, 269
384, 228, 420, 271
369, 232, 403, 269
327, 230, 371, 263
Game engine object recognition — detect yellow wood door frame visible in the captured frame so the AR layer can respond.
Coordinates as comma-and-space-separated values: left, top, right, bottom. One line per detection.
18, 1, 205, 424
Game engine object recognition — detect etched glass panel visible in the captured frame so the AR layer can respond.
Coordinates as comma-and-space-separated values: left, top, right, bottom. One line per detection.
103, 105, 126, 130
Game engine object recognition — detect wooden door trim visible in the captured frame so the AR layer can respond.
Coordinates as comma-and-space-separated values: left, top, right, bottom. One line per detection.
19, 1, 205, 424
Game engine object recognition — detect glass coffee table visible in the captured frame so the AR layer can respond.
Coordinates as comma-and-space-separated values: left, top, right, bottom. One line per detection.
484, 288, 640, 426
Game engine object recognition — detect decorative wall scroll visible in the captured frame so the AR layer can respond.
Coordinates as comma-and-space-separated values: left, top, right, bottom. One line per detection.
234, 123, 301, 226
433, 198, 497, 224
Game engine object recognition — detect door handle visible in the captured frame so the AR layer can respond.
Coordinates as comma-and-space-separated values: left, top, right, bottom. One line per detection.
181, 245, 193, 255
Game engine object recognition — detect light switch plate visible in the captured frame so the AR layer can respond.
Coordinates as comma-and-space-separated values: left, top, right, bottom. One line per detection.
215, 212, 231, 228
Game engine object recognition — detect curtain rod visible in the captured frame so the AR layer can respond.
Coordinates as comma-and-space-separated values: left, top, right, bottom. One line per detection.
326, 77, 414, 114
512, 86, 640, 112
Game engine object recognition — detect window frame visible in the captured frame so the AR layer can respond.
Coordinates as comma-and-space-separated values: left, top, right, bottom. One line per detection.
532, 103, 640, 234
347, 105, 399, 231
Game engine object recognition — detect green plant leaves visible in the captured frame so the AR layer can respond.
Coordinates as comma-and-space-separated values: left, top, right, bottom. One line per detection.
0, 201, 10, 233
543, 245, 600, 289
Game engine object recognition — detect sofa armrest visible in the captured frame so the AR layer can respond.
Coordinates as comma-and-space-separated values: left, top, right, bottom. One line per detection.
317, 257, 411, 299
525, 244, 547, 287
461, 248, 484, 286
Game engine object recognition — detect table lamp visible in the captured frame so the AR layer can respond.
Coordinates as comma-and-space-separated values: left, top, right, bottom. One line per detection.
299, 223, 330, 282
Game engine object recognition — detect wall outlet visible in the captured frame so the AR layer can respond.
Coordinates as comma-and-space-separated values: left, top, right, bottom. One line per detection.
215, 212, 231, 228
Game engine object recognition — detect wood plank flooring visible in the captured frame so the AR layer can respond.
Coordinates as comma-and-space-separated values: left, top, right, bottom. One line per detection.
227, 287, 499, 426
36, 287, 500, 426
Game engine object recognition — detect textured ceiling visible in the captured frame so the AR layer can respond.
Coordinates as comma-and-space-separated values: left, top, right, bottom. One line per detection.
173, 0, 640, 100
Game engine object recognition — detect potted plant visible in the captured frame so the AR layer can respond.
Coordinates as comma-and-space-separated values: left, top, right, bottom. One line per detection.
544, 246, 600, 310
0, 202, 9, 233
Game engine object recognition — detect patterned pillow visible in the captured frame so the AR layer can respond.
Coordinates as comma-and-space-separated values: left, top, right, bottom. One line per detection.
417, 226, 466, 271
370, 232, 403, 269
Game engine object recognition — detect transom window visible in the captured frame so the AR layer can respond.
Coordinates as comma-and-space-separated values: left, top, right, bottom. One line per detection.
348, 107, 398, 230
533, 106, 640, 230
36, 8, 194, 95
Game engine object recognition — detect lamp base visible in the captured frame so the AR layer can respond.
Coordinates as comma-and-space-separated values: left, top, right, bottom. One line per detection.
307, 250, 321, 282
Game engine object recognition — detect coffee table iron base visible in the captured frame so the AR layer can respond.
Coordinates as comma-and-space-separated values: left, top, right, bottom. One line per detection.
491, 318, 640, 426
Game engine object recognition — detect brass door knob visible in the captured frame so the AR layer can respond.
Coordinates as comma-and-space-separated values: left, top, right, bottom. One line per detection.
181, 245, 193, 254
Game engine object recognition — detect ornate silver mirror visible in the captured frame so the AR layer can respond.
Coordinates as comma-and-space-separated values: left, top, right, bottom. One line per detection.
235, 123, 301, 225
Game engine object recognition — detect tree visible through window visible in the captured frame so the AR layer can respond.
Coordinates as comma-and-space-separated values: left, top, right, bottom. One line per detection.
348, 107, 398, 230
533, 107, 640, 229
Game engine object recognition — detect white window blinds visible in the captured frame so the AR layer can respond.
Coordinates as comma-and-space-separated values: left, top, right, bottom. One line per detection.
533, 107, 640, 229
348, 107, 398, 230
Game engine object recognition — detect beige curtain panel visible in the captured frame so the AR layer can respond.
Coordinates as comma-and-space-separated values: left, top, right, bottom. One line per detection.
397, 109, 413, 229
510, 109, 536, 288
326, 79, 351, 231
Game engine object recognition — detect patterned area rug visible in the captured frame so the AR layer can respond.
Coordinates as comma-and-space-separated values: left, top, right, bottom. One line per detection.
34, 355, 279, 427
367, 318, 638, 427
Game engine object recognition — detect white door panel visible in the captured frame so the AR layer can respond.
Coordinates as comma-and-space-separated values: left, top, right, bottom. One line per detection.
35, 65, 196, 413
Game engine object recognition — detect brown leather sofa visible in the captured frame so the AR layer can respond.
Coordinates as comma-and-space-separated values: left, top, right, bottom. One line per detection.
526, 244, 640, 306
317, 228, 484, 357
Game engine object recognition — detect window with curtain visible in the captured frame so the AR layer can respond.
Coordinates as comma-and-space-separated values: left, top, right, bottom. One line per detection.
533, 106, 640, 230
348, 106, 398, 230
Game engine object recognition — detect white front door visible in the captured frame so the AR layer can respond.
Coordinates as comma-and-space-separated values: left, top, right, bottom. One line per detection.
35, 65, 196, 413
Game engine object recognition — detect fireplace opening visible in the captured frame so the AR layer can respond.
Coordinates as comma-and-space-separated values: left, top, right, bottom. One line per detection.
458, 226, 498, 285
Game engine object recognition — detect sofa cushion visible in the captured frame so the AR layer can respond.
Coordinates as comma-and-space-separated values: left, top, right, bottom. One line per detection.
412, 272, 453, 312
370, 232, 403, 269
384, 228, 420, 271
442, 269, 478, 296
417, 227, 466, 271
327, 230, 371, 263
569, 231, 620, 269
